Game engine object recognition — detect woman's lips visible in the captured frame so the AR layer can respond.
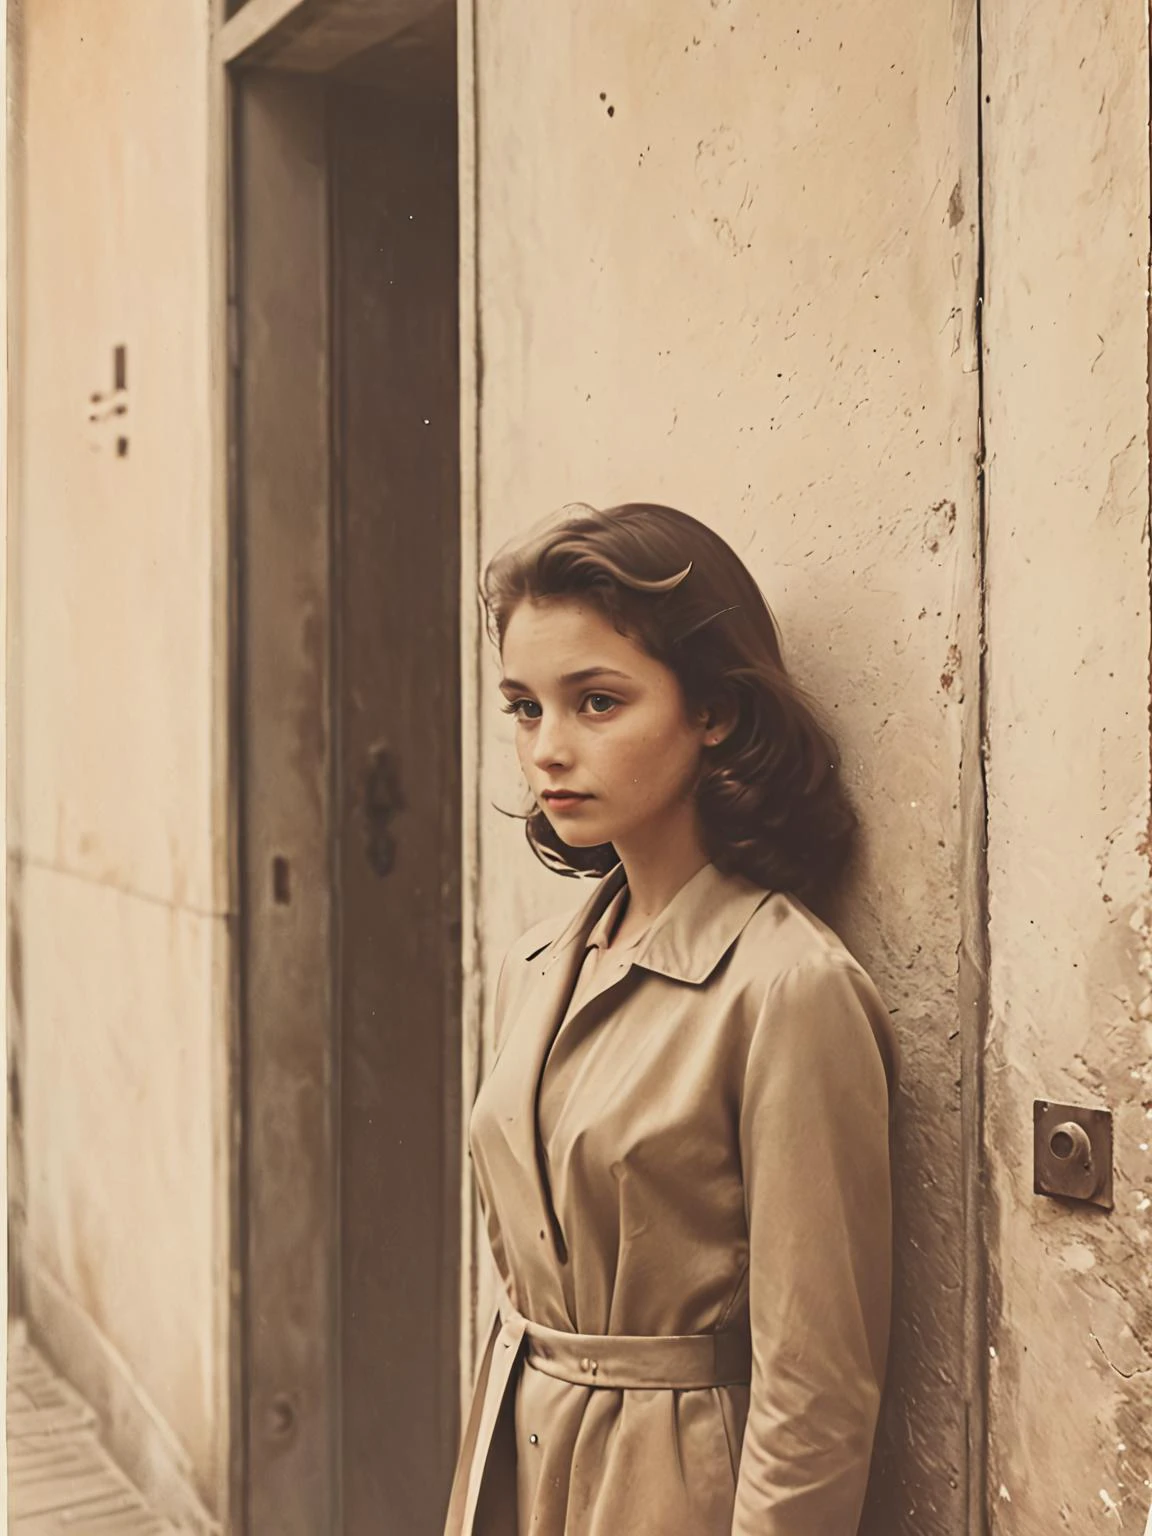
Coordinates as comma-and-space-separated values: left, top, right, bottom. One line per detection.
542, 792, 593, 812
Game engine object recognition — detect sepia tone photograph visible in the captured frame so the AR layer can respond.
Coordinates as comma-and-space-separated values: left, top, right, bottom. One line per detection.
3, 0, 1151, 1533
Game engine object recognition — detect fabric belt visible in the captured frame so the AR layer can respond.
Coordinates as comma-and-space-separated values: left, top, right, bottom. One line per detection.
445, 1294, 752, 1535
514, 1302, 753, 1390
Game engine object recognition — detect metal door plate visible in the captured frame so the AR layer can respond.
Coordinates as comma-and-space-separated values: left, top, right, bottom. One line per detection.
1033, 1100, 1113, 1210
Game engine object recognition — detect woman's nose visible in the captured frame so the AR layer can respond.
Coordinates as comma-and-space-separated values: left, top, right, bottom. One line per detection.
532, 715, 572, 770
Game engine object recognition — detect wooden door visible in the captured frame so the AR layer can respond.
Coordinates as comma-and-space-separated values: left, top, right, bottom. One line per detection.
235, 10, 461, 1532
330, 67, 462, 1536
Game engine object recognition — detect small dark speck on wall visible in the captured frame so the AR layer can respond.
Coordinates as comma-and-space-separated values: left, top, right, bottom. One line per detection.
116, 437, 129, 458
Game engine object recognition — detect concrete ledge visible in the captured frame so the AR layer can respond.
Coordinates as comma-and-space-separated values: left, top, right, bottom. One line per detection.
23, 1262, 220, 1536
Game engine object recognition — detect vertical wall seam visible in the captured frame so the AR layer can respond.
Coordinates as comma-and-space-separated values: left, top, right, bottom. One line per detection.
965, 0, 993, 1528
950, 0, 994, 1527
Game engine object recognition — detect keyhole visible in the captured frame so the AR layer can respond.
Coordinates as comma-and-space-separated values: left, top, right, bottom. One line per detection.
266, 1393, 296, 1440
1049, 1121, 1093, 1170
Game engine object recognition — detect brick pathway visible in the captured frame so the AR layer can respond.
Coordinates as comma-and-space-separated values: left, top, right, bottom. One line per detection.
7, 1323, 177, 1534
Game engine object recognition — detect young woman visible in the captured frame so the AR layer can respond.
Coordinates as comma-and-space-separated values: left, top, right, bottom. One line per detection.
444, 503, 898, 1536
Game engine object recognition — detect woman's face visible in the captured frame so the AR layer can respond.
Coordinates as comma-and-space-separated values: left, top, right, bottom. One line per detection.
499, 597, 711, 855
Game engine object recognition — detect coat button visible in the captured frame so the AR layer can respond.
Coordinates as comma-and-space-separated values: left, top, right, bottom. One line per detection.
529, 1434, 539, 1445
579, 1357, 590, 1372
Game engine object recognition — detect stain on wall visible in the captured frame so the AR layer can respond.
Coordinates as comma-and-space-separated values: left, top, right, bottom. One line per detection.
470, 2, 982, 1529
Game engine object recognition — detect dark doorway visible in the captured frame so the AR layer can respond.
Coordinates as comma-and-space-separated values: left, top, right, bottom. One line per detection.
233, 6, 461, 1532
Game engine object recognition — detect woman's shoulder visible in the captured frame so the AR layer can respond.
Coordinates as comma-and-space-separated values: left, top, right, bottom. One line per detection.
735, 888, 877, 986
732, 891, 898, 1089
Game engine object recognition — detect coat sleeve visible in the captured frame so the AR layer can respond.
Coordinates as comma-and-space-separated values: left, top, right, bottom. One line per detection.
732, 953, 897, 1536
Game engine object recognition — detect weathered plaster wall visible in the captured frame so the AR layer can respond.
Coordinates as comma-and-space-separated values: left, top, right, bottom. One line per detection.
10, 1, 228, 1526
469, 3, 983, 1527
982, 0, 1152, 1528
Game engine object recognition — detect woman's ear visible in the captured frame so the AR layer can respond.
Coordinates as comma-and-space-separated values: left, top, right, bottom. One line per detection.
698, 698, 738, 749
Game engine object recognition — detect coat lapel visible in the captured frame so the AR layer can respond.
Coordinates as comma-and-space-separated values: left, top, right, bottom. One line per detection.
493, 859, 772, 1280
498, 865, 628, 1265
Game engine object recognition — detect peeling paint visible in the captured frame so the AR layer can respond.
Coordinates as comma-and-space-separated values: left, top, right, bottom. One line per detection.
940, 643, 962, 695
1061, 1242, 1097, 1272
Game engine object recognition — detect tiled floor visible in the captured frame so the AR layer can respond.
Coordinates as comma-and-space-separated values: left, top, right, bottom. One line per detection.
7, 1323, 176, 1534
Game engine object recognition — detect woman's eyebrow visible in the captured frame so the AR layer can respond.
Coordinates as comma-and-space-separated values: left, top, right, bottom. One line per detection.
498, 666, 632, 692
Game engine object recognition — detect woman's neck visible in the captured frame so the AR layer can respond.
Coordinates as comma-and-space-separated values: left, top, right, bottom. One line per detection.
612, 816, 711, 939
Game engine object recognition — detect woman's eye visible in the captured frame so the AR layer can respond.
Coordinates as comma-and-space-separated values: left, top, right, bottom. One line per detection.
502, 698, 541, 720
584, 693, 618, 715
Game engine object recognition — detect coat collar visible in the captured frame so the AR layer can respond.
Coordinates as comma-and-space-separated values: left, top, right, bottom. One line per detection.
534, 860, 772, 986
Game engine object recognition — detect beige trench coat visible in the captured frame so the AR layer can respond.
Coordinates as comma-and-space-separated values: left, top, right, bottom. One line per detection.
445, 860, 898, 1536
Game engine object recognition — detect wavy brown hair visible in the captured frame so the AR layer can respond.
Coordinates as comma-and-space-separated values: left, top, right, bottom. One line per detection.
483, 503, 857, 901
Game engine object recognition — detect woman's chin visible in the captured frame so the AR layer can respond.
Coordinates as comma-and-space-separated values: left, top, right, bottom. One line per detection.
561, 830, 610, 849
540, 813, 612, 849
